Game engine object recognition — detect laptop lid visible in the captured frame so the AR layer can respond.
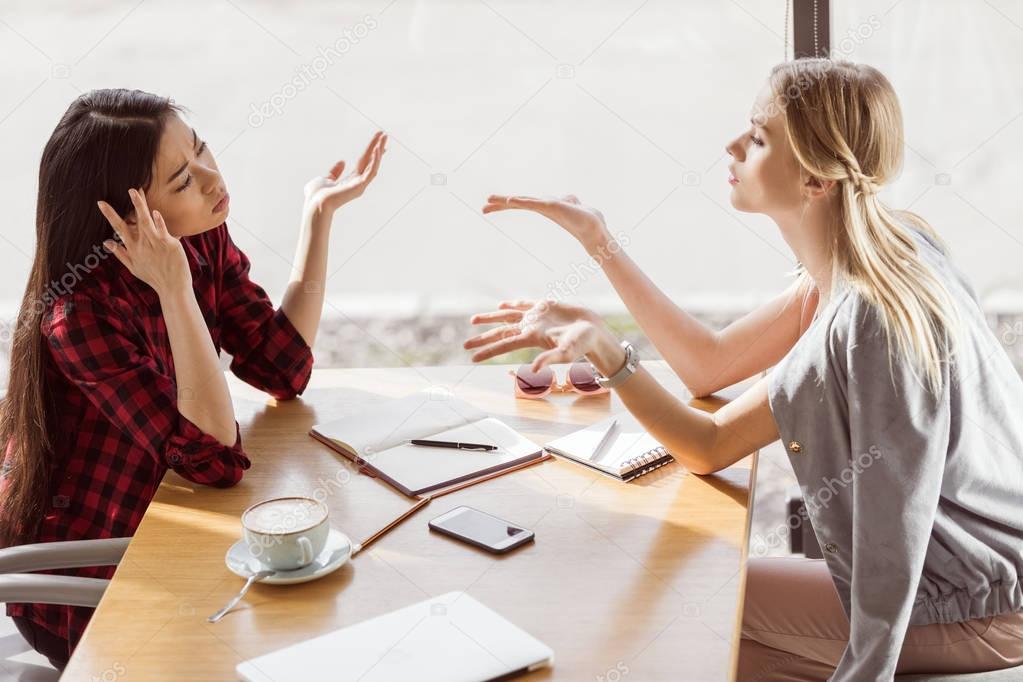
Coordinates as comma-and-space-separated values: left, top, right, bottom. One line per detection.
236, 591, 553, 682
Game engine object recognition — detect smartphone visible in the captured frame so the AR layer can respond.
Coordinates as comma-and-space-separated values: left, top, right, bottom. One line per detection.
428, 506, 535, 554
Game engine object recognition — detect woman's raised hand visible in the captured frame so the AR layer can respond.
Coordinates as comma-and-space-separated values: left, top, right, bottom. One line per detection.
482, 194, 610, 250
98, 187, 191, 297
464, 299, 614, 373
304, 131, 387, 218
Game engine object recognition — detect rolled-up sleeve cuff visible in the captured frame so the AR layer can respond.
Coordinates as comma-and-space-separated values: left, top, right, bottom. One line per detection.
249, 307, 314, 399
166, 416, 251, 488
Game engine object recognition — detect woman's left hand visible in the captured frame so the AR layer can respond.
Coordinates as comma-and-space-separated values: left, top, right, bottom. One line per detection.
303, 131, 387, 218
464, 299, 623, 374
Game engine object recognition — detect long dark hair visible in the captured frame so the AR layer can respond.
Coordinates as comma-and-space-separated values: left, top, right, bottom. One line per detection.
0, 89, 182, 547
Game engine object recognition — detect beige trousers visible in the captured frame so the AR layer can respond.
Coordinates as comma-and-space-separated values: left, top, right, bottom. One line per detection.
737, 557, 1023, 681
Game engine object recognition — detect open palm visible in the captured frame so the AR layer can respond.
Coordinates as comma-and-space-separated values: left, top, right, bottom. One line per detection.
481, 193, 607, 246
464, 299, 607, 372
304, 131, 387, 216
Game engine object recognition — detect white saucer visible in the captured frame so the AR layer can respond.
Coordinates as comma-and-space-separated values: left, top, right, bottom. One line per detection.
225, 527, 353, 585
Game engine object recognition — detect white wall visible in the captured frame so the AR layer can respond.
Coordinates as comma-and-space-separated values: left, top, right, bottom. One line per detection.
0, 0, 1019, 320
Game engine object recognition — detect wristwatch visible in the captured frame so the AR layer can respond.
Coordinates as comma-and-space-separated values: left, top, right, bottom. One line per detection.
594, 340, 639, 389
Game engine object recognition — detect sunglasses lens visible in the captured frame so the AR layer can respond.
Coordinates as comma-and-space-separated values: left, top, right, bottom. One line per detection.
515, 365, 554, 395
568, 362, 602, 393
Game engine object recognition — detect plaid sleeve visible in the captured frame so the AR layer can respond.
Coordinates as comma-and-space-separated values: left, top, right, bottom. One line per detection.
216, 225, 314, 400
44, 295, 251, 488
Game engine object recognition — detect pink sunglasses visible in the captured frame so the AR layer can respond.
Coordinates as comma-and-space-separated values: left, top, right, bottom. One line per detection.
508, 361, 610, 399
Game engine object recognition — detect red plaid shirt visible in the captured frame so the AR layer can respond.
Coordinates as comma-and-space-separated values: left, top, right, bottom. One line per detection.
6, 222, 314, 656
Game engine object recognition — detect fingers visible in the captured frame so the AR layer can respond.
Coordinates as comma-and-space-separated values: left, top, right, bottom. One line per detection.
356, 131, 384, 173
463, 324, 520, 350
328, 160, 346, 180
96, 201, 133, 245
469, 333, 534, 363
362, 145, 381, 183
96, 200, 127, 237
469, 309, 525, 325
489, 194, 541, 206
346, 134, 386, 193
497, 299, 534, 311
101, 238, 131, 269
127, 188, 156, 238
481, 194, 545, 215
364, 130, 384, 157
152, 209, 171, 238
362, 134, 386, 183
531, 346, 573, 373
530, 328, 579, 371
129, 187, 148, 218
99, 188, 172, 250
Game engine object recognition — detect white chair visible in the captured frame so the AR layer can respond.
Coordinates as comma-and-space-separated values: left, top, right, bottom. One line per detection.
0, 538, 130, 677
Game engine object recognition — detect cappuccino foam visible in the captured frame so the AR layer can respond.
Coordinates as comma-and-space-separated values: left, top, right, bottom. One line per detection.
243, 497, 327, 535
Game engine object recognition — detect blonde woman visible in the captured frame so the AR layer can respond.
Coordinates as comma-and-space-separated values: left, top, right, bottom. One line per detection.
463, 58, 1023, 680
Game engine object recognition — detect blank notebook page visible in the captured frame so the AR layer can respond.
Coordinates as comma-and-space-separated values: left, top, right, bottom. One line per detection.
315, 391, 488, 455
546, 412, 666, 476
370, 418, 540, 494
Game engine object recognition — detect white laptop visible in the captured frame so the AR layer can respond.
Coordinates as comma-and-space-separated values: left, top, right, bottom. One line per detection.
235, 591, 553, 682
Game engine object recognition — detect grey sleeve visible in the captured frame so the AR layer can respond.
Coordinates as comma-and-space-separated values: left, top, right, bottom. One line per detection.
830, 306, 951, 681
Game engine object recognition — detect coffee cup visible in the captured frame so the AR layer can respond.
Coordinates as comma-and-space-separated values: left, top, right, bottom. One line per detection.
241, 496, 330, 571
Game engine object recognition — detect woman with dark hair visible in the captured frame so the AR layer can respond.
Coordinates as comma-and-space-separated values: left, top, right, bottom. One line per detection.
0, 88, 385, 669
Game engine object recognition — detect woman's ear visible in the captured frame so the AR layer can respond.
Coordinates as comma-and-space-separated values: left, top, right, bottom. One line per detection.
802, 174, 836, 199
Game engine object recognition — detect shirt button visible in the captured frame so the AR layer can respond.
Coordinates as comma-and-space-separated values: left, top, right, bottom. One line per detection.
824, 542, 838, 553
788, 440, 802, 453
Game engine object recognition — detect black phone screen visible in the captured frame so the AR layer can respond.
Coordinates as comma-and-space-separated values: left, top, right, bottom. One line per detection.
430, 506, 532, 551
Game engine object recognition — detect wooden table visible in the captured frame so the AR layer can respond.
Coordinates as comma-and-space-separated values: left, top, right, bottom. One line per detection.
62, 362, 759, 681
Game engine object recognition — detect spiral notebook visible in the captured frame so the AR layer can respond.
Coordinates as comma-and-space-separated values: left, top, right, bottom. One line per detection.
544, 413, 674, 482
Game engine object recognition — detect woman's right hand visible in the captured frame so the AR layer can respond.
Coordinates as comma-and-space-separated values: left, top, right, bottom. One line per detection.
97, 187, 192, 297
463, 299, 622, 374
481, 194, 611, 251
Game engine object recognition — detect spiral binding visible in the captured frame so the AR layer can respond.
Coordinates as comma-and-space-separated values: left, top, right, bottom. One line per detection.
620, 446, 672, 478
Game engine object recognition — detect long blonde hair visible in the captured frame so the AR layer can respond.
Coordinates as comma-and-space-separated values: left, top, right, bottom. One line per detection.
769, 58, 964, 397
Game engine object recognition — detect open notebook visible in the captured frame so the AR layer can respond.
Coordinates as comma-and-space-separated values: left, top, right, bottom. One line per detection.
544, 412, 675, 481
309, 389, 544, 497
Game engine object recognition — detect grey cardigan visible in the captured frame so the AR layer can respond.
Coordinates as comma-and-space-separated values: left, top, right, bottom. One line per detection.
768, 227, 1023, 681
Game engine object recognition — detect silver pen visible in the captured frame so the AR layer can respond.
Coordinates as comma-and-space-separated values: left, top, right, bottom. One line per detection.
590, 419, 619, 462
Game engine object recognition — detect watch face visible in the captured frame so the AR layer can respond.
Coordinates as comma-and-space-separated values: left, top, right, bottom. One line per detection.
597, 342, 636, 388
623, 343, 636, 366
